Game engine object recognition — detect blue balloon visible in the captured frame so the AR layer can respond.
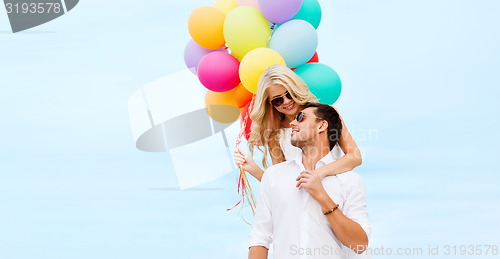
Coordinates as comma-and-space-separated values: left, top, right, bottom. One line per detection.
294, 63, 342, 105
269, 20, 318, 68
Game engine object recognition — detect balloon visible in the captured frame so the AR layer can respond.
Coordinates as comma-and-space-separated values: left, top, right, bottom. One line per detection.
290, 0, 322, 29
236, 0, 259, 9
198, 51, 241, 92
234, 83, 254, 108
205, 89, 240, 123
307, 52, 319, 63
188, 6, 226, 49
294, 63, 342, 105
258, 0, 303, 24
223, 6, 271, 61
239, 48, 286, 94
269, 20, 317, 68
184, 40, 226, 75
213, 0, 238, 15
291, 52, 317, 71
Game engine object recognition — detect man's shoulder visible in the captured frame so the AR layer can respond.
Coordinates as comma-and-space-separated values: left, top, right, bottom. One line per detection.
270, 160, 297, 170
262, 160, 298, 179
336, 170, 365, 186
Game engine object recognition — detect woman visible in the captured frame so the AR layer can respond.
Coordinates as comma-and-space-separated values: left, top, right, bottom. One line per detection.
234, 64, 362, 181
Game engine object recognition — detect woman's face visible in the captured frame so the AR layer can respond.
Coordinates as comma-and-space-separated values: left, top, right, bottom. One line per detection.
267, 84, 300, 117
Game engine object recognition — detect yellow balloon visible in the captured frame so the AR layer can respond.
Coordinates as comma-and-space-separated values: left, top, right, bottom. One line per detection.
223, 6, 271, 60
188, 6, 226, 49
205, 89, 240, 123
213, 0, 237, 15
239, 48, 286, 94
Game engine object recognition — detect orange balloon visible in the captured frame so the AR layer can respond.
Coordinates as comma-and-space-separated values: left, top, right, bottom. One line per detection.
234, 83, 254, 108
205, 89, 240, 123
188, 6, 226, 49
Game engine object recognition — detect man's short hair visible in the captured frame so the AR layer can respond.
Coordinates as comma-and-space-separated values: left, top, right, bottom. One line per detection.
303, 102, 342, 150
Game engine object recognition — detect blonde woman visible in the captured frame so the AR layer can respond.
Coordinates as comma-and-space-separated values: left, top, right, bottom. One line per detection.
234, 64, 362, 181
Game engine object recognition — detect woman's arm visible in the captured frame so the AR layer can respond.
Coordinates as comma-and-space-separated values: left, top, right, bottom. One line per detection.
268, 138, 286, 165
233, 141, 285, 182
314, 107, 362, 179
234, 147, 265, 181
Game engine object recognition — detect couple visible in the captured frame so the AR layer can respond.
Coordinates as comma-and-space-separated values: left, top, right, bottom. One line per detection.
233, 65, 371, 258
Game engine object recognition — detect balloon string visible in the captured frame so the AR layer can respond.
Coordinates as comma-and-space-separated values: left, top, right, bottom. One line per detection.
267, 23, 277, 48
227, 96, 257, 224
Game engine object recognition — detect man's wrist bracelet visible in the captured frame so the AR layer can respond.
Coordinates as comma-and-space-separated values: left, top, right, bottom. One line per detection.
323, 204, 339, 215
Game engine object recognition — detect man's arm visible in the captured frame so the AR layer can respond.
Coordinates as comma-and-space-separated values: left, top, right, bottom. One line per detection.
317, 194, 368, 254
296, 170, 369, 254
248, 170, 274, 258
248, 246, 268, 259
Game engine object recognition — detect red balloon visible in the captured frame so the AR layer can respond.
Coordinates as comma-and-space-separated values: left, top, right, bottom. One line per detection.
240, 101, 253, 141
307, 52, 319, 63
240, 100, 262, 146
292, 52, 319, 71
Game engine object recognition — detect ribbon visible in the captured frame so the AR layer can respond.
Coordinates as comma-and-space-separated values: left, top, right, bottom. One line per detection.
227, 96, 257, 224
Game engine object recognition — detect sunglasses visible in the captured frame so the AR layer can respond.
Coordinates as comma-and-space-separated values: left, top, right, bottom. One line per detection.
269, 91, 293, 107
295, 111, 323, 123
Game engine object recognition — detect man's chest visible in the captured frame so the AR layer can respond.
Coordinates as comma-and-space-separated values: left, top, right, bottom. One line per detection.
271, 173, 346, 214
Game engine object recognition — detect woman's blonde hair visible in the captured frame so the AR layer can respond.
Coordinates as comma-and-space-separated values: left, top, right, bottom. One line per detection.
248, 64, 318, 168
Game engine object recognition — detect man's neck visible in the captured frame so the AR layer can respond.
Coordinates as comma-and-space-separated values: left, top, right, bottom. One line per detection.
301, 140, 331, 170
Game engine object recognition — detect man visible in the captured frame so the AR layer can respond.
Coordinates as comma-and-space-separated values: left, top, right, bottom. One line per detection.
248, 103, 371, 259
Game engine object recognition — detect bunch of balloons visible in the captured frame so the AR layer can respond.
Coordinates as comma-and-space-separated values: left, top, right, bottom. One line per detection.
184, 0, 342, 135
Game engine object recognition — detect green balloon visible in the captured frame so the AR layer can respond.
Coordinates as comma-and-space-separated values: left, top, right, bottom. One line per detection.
292, 0, 322, 29
273, 0, 322, 30
294, 63, 342, 105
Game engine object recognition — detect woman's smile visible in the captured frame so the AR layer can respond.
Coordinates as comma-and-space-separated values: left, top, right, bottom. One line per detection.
282, 102, 295, 110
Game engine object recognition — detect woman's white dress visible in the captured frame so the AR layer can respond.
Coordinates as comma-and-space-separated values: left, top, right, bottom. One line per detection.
279, 127, 344, 161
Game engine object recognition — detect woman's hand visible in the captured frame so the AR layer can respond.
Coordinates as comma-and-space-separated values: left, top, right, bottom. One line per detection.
233, 147, 264, 181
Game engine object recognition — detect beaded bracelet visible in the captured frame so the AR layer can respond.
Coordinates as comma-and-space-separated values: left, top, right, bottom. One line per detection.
323, 204, 339, 215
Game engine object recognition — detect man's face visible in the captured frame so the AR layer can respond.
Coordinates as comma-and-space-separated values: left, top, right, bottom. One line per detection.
290, 107, 321, 149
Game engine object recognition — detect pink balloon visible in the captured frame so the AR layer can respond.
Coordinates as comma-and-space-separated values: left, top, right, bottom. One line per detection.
198, 51, 241, 92
184, 40, 226, 75
237, 0, 259, 9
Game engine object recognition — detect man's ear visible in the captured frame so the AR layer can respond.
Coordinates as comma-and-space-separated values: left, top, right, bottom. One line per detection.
317, 120, 328, 133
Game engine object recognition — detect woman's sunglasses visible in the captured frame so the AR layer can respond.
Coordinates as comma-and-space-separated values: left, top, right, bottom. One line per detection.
269, 91, 293, 107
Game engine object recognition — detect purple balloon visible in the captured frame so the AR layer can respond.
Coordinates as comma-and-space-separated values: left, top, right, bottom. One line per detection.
258, 0, 303, 24
184, 40, 226, 75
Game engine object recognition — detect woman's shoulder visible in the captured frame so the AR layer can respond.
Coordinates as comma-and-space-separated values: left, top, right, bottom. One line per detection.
277, 127, 291, 141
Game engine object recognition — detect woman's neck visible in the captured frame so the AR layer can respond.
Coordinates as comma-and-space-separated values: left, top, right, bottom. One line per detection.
282, 115, 295, 128
281, 107, 303, 128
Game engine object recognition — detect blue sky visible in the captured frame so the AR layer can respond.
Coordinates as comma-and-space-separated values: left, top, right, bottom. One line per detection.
1, 0, 499, 258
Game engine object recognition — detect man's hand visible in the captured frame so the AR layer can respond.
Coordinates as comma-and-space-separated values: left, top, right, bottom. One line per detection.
296, 170, 328, 202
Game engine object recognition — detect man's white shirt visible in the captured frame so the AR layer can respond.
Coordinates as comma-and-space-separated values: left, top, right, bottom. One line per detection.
249, 152, 372, 258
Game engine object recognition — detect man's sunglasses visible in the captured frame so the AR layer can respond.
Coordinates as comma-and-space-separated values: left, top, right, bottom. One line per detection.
295, 111, 323, 123
269, 91, 293, 107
